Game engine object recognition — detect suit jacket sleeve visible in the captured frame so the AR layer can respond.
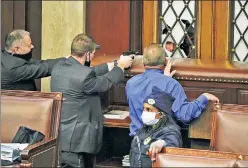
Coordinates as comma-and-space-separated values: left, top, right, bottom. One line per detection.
12, 58, 65, 82
29, 58, 65, 68
83, 66, 123, 93
92, 63, 109, 76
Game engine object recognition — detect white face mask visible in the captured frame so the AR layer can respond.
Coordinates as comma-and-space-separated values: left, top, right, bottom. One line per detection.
141, 111, 159, 126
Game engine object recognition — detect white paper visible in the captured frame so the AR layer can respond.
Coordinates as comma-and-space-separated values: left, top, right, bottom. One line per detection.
1, 143, 29, 161
104, 110, 129, 120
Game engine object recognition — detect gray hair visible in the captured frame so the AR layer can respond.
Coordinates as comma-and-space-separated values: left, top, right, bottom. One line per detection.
143, 43, 166, 66
5, 29, 30, 50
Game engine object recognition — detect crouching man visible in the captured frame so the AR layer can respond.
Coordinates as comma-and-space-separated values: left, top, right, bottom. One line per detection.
129, 86, 182, 167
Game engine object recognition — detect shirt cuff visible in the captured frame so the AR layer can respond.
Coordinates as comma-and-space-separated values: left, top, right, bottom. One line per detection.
163, 140, 167, 147
107, 62, 115, 71
197, 94, 209, 109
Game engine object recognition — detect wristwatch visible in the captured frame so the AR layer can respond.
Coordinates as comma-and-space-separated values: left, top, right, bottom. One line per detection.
114, 60, 118, 66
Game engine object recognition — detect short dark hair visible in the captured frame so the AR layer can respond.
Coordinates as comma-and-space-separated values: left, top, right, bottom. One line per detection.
71, 34, 97, 57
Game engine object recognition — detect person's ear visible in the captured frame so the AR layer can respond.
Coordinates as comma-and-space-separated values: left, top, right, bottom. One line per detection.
86, 52, 91, 61
13, 46, 20, 54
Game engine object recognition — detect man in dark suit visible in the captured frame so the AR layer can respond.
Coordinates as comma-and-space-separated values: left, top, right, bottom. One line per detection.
50, 33, 133, 168
1, 29, 65, 90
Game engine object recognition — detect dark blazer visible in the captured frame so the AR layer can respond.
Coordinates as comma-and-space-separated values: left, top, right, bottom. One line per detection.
50, 56, 124, 154
1, 50, 64, 91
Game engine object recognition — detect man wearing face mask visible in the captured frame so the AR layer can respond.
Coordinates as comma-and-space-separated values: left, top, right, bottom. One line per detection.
1, 29, 66, 91
50, 33, 133, 168
129, 86, 182, 167
126, 43, 220, 138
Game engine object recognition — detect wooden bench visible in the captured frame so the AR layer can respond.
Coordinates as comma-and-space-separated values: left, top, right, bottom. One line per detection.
153, 147, 248, 167
189, 103, 248, 148
210, 104, 248, 153
1, 90, 63, 168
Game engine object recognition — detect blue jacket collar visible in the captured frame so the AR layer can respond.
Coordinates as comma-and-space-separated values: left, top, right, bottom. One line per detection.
144, 68, 163, 74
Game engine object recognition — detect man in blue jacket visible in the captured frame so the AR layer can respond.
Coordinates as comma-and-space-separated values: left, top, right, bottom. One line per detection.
126, 43, 219, 137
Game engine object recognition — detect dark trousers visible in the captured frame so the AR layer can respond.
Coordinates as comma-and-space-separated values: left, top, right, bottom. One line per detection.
61, 151, 96, 168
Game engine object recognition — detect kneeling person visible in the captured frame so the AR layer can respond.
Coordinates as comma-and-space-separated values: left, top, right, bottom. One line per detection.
129, 87, 182, 167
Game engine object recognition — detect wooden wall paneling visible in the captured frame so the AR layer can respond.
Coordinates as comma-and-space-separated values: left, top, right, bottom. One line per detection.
179, 80, 248, 90
182, 84, 236, 104
237, 90, 248, 105
142, 1, 215, 61
142, 0, 237, 64
108, 79, 247, 106
112, 84, 128, 105
196, 0, 214, 61
1, 0, 42, 90
108, 87, 114, 108
184, 86, 226, 140
1, 1, 14, 49
99, 92, 110, 111
224, 88, 237, 104
142, 1, 159, 49
1, 0, 42, 59
212, 1, 231, 62
13, 1, 26, 30
26, 1, 42, 90
183, 87, 226, 103
1, 1, 27, 47
189, 102, 214, 140
182, 81, 248, 140
26, 1, 42, 61
179, 80, 248, 104
86, 1, 130, 57
41, 1, 86, 92
130, 0, 143, 52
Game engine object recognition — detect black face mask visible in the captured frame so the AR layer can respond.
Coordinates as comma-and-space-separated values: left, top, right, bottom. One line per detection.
11, 50, 33, 61
84, 60, 91, 67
